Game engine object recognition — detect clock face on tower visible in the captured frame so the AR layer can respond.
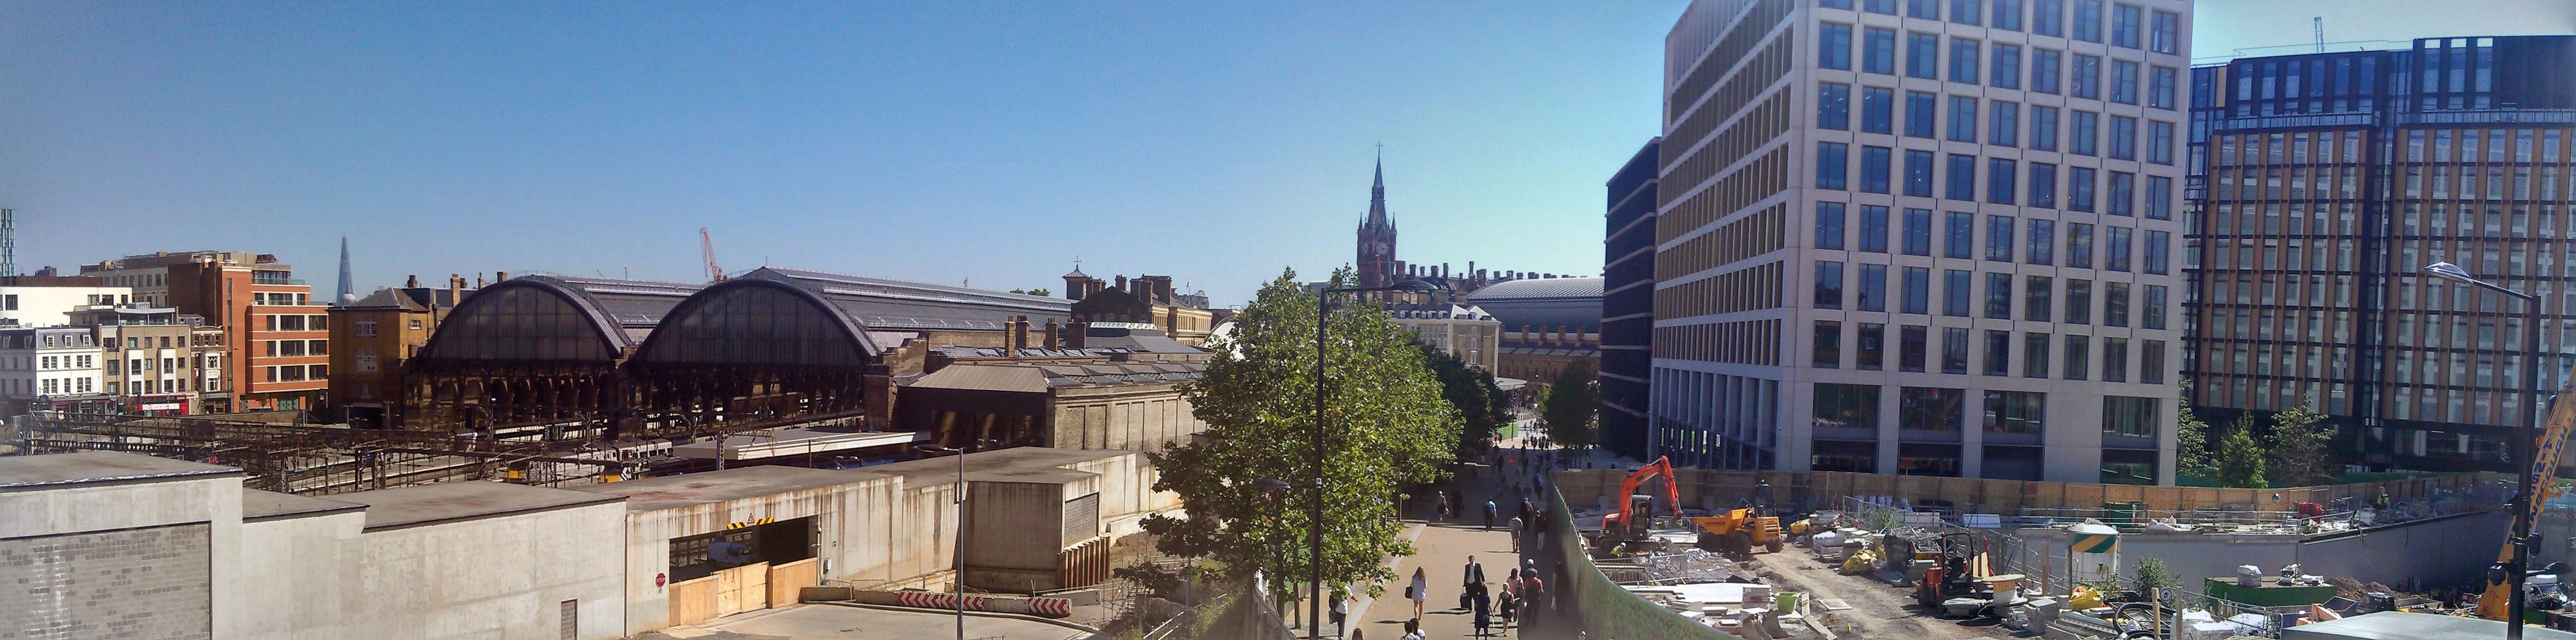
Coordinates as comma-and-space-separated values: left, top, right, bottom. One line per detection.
1371, 241, 1389, 254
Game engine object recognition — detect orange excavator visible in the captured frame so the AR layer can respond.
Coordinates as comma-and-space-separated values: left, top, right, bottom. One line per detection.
2474, 379, 2576, 624
1592, 456, 1685, 553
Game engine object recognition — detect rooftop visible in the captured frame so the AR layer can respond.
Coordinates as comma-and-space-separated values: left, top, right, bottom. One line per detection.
326, 480, 626, 531
0, 451, 241, 490
2283, 611, 2576, 640
862, 446, 1129, 487
1465, 276, 1605, 302
906, 361, 1206, 393
575, 465, 893, 512
241, 489, 364, 521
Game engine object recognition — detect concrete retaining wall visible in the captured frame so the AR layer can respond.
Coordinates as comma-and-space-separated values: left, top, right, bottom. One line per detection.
235, 510, 365, 640
352, 500, 628, 640
1553, 468, 2495, 518
1999, 510, 2507, 591
1543, 487, 1742, 640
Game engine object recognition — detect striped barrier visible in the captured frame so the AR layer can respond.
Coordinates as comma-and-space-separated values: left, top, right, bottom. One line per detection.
2071, 532, 2119, 554
866, 590, 1073, 618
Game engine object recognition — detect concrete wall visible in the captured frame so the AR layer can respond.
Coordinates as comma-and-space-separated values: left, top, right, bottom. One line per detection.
2003, 511, 2508, 593
235, 511, 365, 640
614, 474, 923, 633
1061, 451, 1180, 538
0, 473, 244, 640
965, 480, 1077, 591
1051, 384, 1205, 452
352, 502, 626, 640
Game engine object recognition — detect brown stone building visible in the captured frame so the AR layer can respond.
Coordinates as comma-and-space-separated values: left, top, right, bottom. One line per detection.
84, 251, 322, 413
66, 305, 224, 416
329, 275, 474, 428
1060, 270, 1213, 346
1467, 277, 1604, 393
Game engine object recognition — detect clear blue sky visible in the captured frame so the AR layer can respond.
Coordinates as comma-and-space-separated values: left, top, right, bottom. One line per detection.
4, 2, 2569, 306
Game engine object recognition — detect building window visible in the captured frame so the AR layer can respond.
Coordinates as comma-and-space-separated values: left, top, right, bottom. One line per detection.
2064, 334, 2091, 380
1943, 269, 1972, 318
1944, 211, 1974, 259
1814, 320, 1844, 368
2103, 448, 2157, 485
2110, 2, 2141, 48
2149, 10, 2179, 53
2105, 226, 2132, 272
2072, 0, 2102, 42
2147, 121, 2175, 164
2143, 231, 2169, 275
1858, 323, 1887, 370
2032, 49, 2061, 94
1858, 263, 1888, 312
1946, 154, 1976, 200
1985, 390, 2044, 433
1814, 383, 1880, 428
2149, 66, 2177, 109
408, 320, 423, 330
2069, 110, 2099, 155
1903, 208, 1933, 255
2025, 275, 2054, 322
2026, 163, 2059, 210
1947, 96, 1978, 143
2142, 285, 2167, 329
2145, 176, 2173, 219
2104, 281, 2131, 327
2033, 0, 2063, 35
1861, 146, 1892, 193
2026, 219, 2055, 265
1993, 0, 2023, 30
1988, 101, 2018, 147
1815, 261, 1846, 309
1908, 0, 1940, 19
2105, 171, 2135, 215
2108, 116, 2137, 160
1984, 329, 2011, 376
1985, 273, 2014, 319
1991, 43, 2021, 90
1901, 386, 1967, 430
2068, 167, 2097, 212
2101, 337, 2128, 382
1864, 28, 1897, 74
2110, 60, 2140, 104
1950, 38, 1981, 84
2029, 106, 2058, 151
1819, 83, 1852, 131
1901, 325, 1929, 372
1984, 215, 2015, 262
2065, 279, 2093, 324
2104, 395, 2157, 439
1817, 142, 1849, 190
1904, 150, 1935, 196
1816, 202, 1847, 249
1859, 205, 1891, 252
1907, 32, 1940, 79
1987, 158, 2018, 204
2072, 54, 2103, 99
2022, 332, 2052, 377
1902, 266, 1932, 314
1820, 23, 1855, 70
1905, 91, 1937, 138
1862, 86, 1895, 133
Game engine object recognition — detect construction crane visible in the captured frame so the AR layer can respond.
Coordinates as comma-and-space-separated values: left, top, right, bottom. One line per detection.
2476, 379, 2576, 626
700, 228, 726, 282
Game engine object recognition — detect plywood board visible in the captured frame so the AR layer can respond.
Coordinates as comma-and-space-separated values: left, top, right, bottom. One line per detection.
670, 575, 720, 626
767, 558, 819, 607
715, 562, 771, 617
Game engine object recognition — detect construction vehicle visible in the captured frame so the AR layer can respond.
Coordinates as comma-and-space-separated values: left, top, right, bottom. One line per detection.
2476, 379, 2576, 624
1590, 456, 1685, 554
1692, 508, 1787, 560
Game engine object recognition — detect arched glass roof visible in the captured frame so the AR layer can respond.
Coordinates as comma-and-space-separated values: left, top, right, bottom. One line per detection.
414, 277, 638, 362
631, 277, 881, 367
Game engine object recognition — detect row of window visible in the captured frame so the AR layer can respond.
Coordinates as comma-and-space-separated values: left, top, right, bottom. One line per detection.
1815, 265, 2171, 329
1819, 27, 2180, 108
263, 314, 331, 332
105, 355, 213, 376
115, 335, 219, 349
262, 339, 331, 358
1812, 384, 2160, 442
105, 378, 201, 396
252, 292, 314, 306
7, 333, 97, 349
350, 318, 428, 338
1816, 145, 2178, 217
1818, 88, 2180, 164
264, 364, 328, 383
24, 377, 96, 396
1812, 205, 2173, 272
1821, 0, 2181, 55
1812, 321, 2168, 383
22, 355, 97, 370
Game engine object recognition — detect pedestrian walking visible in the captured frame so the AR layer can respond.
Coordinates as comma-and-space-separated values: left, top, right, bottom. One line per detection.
1462, 554, 1488, 603
1409, 567, 1429, 620
1330, 589, 1349, 638
1401, 619, 1424, 640
1435, 490, 1449, 522
1508, 515, 1524, 552
1483, 499, 1498, 530
1472, 589, 1493, 637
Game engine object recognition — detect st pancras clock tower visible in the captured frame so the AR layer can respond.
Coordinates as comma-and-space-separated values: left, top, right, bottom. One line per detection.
1355, 153, 1398, 288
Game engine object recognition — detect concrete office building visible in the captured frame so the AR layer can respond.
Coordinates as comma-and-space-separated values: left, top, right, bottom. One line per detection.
1650, 0, 2190, 483
1604, 139, 1663, 458
0, 275, 131, 328
2181, 37, 2576, 473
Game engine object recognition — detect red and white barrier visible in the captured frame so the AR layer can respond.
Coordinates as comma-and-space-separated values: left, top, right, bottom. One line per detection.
873, 590, 1072, 618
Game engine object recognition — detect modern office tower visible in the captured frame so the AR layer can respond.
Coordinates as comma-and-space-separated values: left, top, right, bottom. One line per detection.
1604, 139, 1662, 458
2184, 36, 2576, 473
1651, 0, 2191, 483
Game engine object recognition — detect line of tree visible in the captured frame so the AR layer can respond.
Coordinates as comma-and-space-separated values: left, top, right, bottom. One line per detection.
1417, 341, 1510, 460
1538, 361, 1600, 451
1138, 268, 1462, 609
2177, 389, 2338, 488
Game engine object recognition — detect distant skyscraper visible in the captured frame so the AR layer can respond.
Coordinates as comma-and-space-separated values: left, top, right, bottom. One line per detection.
0, 209, 14, 278
1648, 0, 2193, 484
1603, 139, 1660, 458
2182, 36, 2576, 473
1357, 156, 1400, 288
337, 236, 356, 305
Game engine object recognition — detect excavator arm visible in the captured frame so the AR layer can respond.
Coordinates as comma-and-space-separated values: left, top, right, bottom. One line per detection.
2478, 381, 2576, 620
1608, 456, 1681, 531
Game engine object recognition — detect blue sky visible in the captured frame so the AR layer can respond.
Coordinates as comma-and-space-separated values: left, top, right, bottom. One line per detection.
3, 1, 2570, 306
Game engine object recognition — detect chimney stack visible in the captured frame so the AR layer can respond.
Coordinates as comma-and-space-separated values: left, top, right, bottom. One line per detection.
406, 274, 419, 288
449, 274, 464, 305
1044, 318, 1061, 349
496, 271, 509, 282
1011, 316, 1029, 357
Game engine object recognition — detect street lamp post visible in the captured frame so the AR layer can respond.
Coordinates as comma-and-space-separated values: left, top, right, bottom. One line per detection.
917, 441, 988, 640
2423, 261, 2544, 640
1310, 280, 1429, 640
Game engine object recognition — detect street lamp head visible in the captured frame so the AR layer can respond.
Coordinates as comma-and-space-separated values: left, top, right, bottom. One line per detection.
1252, 478, 1293, 493
915, 444, 961, 455
2423, 261, 2480, 285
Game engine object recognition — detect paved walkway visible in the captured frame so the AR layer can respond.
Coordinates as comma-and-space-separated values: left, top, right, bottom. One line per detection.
1347, 457, 1582, 640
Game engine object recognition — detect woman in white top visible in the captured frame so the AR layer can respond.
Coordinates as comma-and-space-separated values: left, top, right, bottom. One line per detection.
1409, 567, 1430, 619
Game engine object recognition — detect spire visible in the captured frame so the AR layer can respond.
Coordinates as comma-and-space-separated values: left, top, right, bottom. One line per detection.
335, 235, 356, 305
1366, 145, 1389, 228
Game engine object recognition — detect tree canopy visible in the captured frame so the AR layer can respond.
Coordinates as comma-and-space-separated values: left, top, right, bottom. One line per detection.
2267, 398, 2337, 486
1417, 342, 1509, 460
1538, 360, 1600, 450
2217, 415, 2270, 488
2175, 382, 2218, 481
1140, 268, 1460, 603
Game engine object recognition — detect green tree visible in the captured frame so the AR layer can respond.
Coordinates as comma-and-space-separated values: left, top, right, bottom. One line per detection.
2133, 557, 2176, 594
1140, 268, 1460, 607
1008, 287, 1053, 297
1417, 342, 1509, 460
2267, 398, 2337, 486
2175, 382, 2218, 482
1539, 360, 1601, 451
2217, 415, 2270, 488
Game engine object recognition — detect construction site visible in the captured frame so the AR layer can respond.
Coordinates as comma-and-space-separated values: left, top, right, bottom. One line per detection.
1539, 460, 2576, 640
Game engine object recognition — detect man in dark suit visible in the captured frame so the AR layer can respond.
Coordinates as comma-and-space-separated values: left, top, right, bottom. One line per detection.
1462, 554, 1488, 604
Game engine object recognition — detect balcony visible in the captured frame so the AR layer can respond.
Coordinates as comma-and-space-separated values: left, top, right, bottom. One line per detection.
250, 272, 303, 285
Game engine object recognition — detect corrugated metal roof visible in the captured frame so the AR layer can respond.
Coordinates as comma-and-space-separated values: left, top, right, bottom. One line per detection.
907, 364, 1052, 393
1466, 276, 1605, 301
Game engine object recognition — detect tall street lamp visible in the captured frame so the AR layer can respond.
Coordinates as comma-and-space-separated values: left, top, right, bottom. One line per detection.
1311, 280, 1430, 639
2423, 261, 2545, 639
1254, 478, 1294, 622
917, 441, 989, 640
